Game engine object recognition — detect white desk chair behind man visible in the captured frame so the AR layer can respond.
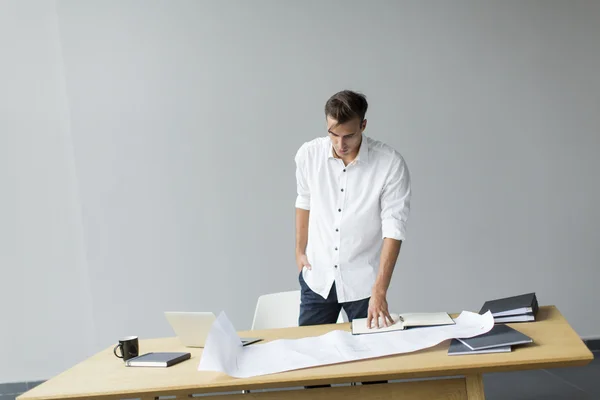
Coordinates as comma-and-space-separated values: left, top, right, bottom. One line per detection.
252, 290, 348, 330
294, 89, 411, 330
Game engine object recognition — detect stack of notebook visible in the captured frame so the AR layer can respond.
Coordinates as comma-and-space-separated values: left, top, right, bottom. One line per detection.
448, 324, 533, 356
478, 292, 539, 323
448, 292, 538, 356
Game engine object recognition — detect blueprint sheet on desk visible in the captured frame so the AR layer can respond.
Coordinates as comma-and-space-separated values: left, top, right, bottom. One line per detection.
198, 310, 494, 378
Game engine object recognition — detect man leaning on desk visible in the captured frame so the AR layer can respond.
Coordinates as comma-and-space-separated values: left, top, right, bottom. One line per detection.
294, 90, 411, 330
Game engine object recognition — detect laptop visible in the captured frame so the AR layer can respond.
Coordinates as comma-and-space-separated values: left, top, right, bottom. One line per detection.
164, 311, 262, 348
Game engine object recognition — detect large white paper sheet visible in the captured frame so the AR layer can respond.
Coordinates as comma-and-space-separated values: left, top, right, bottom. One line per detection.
198, 311, 494, 378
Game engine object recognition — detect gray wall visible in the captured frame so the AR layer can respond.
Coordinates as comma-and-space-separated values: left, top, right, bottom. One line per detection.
2, 0, 599, 383
0, 0, 96, 383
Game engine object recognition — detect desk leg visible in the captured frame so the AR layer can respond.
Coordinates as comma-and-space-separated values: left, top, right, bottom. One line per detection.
465, 374, 485, 400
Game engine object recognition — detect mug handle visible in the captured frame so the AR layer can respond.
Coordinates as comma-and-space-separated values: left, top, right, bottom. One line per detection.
113, 343, 123, 358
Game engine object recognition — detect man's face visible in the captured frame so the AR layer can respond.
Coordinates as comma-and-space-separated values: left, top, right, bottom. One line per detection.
327, 116, 366, 157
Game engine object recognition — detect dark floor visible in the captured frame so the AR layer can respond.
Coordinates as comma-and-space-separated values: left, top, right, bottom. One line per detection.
1, 352, 598, 399
483, 351, 600, 399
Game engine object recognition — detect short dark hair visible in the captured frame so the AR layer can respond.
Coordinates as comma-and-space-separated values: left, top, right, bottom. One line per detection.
324, 90, 368, 124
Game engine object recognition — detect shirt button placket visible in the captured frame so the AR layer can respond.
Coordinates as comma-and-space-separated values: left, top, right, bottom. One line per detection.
336, 164, 347, 273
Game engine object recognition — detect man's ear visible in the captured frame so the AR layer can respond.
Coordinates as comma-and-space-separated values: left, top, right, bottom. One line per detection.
361, 119, 368, 131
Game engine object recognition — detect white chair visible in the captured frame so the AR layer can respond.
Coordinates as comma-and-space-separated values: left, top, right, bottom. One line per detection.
338, 307, 349, 323
251, 290, 301, 330
251, 290, 348, 330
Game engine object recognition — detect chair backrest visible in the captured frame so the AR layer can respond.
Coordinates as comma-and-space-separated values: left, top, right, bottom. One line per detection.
338, 307, 349, 323
251, 290, 301, 330
251, 290, 349, 330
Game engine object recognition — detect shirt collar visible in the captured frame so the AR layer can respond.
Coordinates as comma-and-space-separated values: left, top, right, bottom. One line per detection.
327, 135, 369, 164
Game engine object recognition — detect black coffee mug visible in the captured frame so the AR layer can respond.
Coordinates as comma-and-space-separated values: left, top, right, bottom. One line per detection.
113, 336, 139, 361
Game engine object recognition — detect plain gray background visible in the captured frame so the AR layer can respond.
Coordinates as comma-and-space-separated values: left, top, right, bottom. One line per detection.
1, 0, 599, 383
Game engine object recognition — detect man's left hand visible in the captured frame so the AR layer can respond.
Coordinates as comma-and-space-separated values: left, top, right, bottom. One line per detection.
367, 291, 393, 329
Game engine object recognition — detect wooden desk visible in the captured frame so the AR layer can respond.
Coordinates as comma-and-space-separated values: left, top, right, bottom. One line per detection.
18, 306, 593, 400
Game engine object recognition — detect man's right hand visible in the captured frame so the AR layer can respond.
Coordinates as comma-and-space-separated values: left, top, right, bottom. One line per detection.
296, 253, 311, 272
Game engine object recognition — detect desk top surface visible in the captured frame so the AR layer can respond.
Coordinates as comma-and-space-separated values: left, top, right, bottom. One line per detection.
18, 305, 594, 400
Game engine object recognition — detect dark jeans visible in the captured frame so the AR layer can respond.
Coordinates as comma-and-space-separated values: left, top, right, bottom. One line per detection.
298, 272, 370, 326
298, 272, 387, 387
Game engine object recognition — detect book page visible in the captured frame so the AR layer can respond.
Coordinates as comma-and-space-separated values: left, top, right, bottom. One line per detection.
402, 312, 455, 327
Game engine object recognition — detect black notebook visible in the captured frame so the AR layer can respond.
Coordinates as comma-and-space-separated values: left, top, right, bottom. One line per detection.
479, 292, 539, 320
448, 339, 511, 355
125, 352, 191, 367
457, 324, 533, 351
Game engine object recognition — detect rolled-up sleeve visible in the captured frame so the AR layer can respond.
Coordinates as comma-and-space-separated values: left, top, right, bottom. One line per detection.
294, 145, 311, 210
380, 156, 411, 241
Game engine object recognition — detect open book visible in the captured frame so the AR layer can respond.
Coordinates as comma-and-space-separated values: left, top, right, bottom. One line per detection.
351, 312, 455, 335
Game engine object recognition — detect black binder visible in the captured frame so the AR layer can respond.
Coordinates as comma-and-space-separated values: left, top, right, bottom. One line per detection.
479, 292, 538, 322
457, 324, 533, 351
448, 339, 511, 355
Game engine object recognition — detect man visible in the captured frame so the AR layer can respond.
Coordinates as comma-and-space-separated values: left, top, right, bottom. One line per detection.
295, 90, 411, 330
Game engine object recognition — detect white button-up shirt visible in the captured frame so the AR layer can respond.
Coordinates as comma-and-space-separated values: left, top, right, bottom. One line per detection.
295, 135, 411, 302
